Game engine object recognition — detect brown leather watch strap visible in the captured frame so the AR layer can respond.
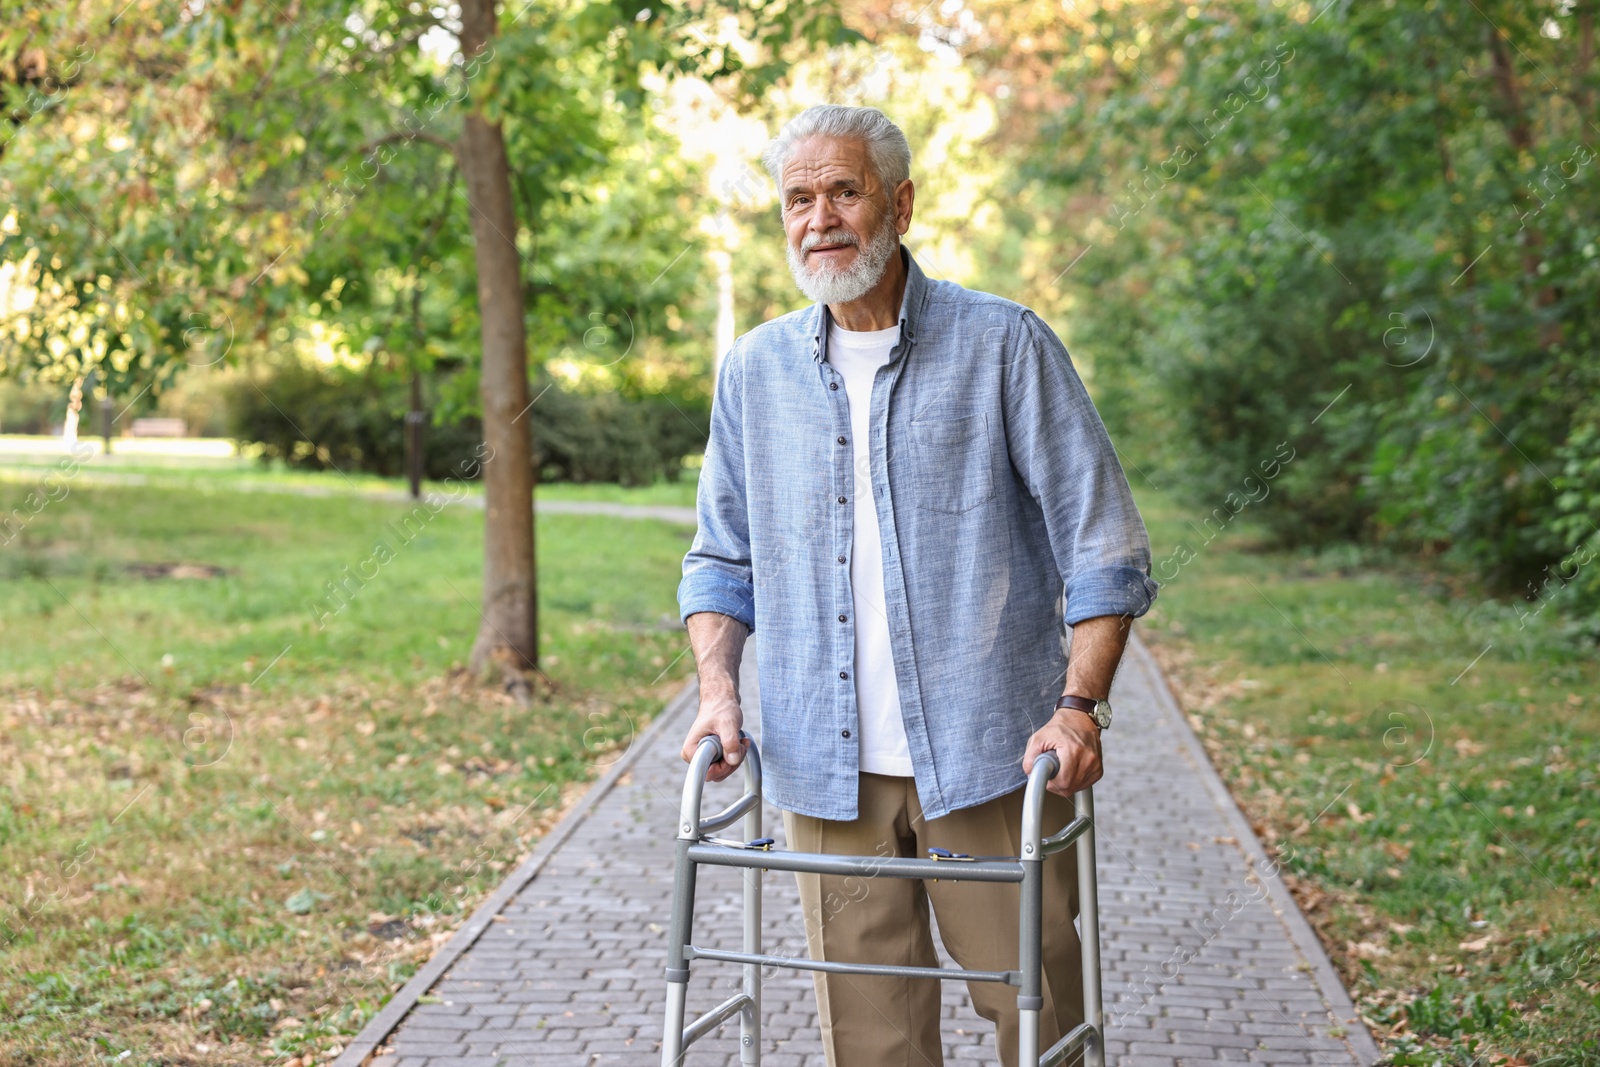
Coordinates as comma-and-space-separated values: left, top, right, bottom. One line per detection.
1054, 694, 1098, 715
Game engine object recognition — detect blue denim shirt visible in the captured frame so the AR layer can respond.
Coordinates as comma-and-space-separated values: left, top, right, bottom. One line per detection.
678, 246, 1158, 821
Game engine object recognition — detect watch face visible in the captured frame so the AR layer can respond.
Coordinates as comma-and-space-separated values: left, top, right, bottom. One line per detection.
1094, 700, 1113, 729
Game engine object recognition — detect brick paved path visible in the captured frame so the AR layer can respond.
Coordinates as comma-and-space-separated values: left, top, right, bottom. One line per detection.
348, 636, 1377, 1066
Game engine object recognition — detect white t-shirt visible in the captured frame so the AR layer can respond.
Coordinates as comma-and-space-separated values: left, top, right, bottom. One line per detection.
826, 318, 913, 777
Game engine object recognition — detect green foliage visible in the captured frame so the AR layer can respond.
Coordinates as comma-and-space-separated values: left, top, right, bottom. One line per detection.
1008, 0, 1600, 633
224, 356, 705, 484
0, 376, 63, 434
529, 378, 708, 485
223, 358, 483, 478
2, 0, 851, 481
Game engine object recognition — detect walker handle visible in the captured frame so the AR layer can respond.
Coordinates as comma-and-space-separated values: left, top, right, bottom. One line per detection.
679, 732, 762, 841
1020, 751, 1062, 860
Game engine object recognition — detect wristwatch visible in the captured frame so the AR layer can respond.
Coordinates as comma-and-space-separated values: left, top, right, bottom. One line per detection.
1055, 694, 1112, 731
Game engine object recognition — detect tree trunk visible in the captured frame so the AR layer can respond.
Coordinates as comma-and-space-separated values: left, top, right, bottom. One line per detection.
458, 0, 539, 694
1487, 20, 1561, 345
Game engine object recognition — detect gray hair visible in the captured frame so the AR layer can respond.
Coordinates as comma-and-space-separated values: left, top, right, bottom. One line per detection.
760, 105, 912, 191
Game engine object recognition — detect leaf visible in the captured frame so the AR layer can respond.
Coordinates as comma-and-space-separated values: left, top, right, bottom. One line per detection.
284, 887, 322, 915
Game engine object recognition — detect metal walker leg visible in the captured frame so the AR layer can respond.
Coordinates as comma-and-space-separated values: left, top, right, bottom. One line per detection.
663, 736, 1101, 1067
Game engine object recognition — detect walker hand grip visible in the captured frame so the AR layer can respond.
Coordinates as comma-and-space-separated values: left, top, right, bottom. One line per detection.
1020, 751, 1062, 860
680, 731, 762, 841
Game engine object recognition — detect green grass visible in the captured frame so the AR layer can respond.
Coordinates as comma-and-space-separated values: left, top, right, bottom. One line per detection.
7, 456, 1595, 1064
1133, 488, 1600, 1065
0, 445, 700, 510
0, 475, 698, 1065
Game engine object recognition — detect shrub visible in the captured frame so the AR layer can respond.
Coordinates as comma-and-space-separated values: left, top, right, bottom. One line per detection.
224, 359, 705, 485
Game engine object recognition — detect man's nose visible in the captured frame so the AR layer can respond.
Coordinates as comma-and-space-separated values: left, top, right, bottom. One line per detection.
804, 194, 844, 232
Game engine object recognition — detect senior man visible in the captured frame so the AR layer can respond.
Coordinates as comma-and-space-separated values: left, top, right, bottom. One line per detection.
677, 104, 1158, 1067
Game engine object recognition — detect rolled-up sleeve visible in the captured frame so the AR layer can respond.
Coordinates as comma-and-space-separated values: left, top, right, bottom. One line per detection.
678, 344, 757, 632
1002, 310, 1159, 625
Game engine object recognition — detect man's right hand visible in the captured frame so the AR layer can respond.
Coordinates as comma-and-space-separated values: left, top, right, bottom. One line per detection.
680, 695, 748, 783
681, 610, 752, 782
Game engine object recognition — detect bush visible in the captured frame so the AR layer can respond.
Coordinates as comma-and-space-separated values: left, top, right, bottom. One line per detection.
530, 383, 707, 486
224, 359, 706, 485
0, 376, 67, 434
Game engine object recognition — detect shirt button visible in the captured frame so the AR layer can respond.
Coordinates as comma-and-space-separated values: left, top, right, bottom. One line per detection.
839, 671, 849, 680
837, 436, 847, 445
841, 729, 852, 739
830, 382, 839, 390
837, 556, 847, 564
837, 496, 847, 504
838, 614, 847, 623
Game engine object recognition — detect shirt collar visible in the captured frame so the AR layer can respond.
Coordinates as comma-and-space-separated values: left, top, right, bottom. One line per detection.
809, 243, 927, 363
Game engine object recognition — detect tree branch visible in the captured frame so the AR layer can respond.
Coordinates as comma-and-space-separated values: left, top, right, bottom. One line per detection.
358, 128, 458, 158
1575, 2, 1595, 119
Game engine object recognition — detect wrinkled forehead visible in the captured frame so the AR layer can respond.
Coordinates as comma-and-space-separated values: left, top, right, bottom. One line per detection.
779, 135, 878, 194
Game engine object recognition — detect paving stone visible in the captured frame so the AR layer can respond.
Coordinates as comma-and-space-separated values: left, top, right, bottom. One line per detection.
369, 639, 1371, 1066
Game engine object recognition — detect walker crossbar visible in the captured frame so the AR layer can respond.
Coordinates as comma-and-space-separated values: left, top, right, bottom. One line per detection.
686, 844, 1027, 882
660, 733, 1105, 1067
681, 992, 753, 1047
688, 945, 1021, 985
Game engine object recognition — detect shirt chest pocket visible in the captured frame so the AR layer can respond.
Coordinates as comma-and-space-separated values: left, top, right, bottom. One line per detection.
907, 412, 995, 514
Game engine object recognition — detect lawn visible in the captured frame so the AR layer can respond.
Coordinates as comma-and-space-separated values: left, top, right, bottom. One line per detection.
0, 472, 699, 1065
4, 451, 1595, 1066
1133, 487, 1600, 1065
0, 434, 702, 510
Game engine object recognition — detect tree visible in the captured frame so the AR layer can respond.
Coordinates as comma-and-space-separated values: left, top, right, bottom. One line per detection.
2, 0, 858, 696
455, 0, 538, 688
960, 0, 1600, 629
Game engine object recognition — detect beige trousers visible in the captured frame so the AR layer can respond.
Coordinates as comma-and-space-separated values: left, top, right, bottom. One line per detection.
782, 773, 1085, 1067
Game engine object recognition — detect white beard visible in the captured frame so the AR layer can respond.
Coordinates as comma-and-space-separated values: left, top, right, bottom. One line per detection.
786, 219, 900, 306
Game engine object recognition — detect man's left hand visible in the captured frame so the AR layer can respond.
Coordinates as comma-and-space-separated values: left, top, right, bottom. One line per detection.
1022, 709, 1103, 798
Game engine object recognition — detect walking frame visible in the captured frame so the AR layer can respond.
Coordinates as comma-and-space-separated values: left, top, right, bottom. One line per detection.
660, 733, 1105, 1067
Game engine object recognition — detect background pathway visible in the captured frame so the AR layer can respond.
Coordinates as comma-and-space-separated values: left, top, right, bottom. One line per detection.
337, 636, 1379, 1066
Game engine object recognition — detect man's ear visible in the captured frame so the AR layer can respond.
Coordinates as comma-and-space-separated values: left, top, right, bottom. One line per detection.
895, 179, 915, 235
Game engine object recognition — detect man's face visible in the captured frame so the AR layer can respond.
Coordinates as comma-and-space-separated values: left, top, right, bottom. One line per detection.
779, 135, 908, 305
780, 135, 892, 271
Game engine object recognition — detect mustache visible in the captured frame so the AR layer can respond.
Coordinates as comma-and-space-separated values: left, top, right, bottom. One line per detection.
800, 230, 860, 252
